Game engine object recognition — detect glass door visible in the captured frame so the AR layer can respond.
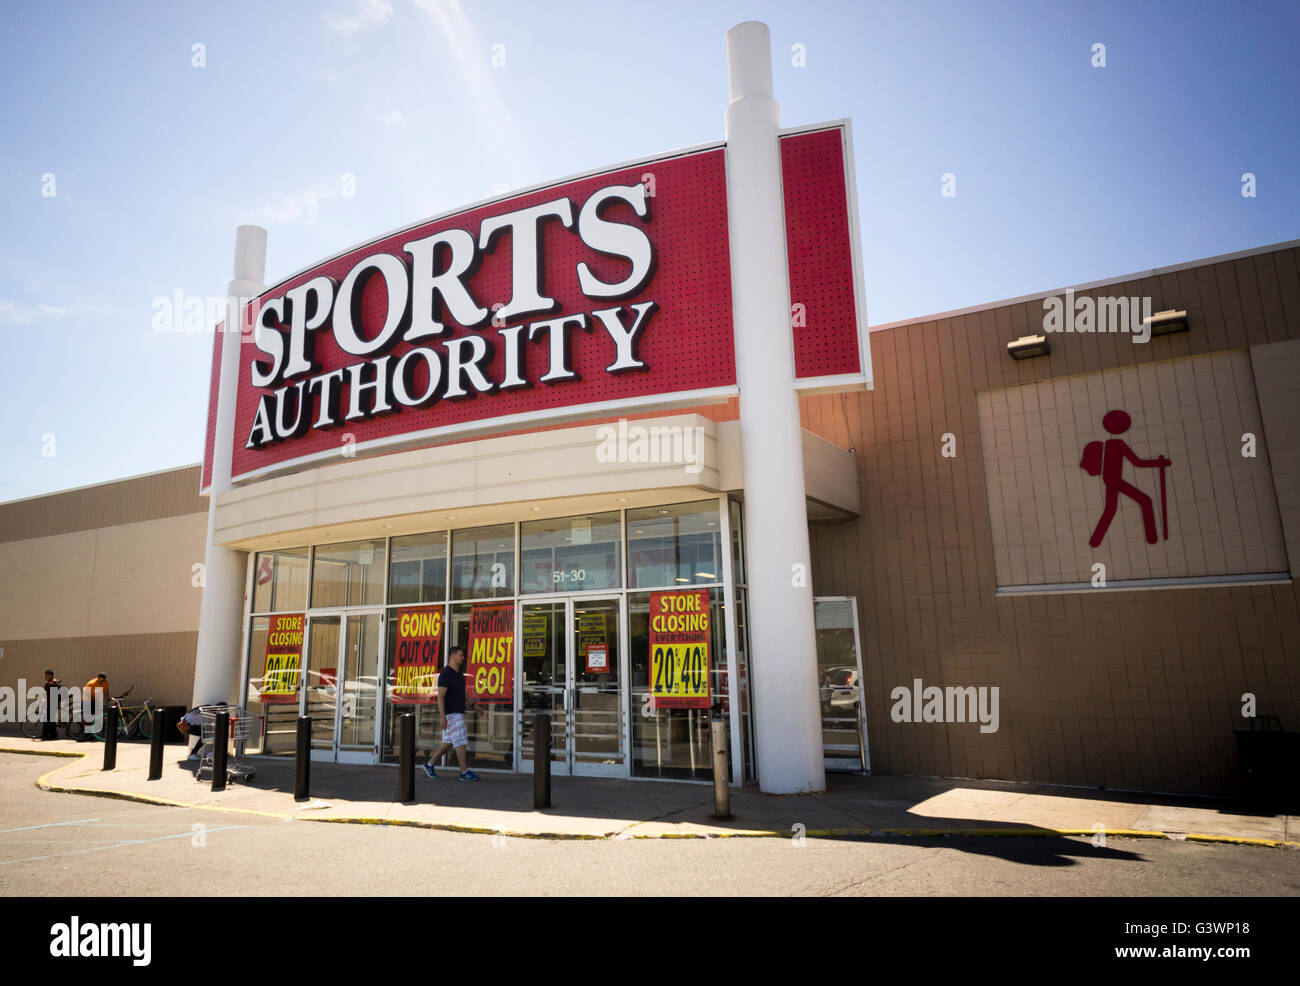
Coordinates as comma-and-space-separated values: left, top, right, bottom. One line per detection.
337, 611, 382, 763
519, 596, 626, 776
304, 615, 341, 761
520, 600, 568, 772
570, 596, 624, 776
302, 610, 383, 764
814, 597, 869, 773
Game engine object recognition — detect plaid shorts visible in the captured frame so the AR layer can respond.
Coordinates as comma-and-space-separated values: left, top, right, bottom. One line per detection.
441, 713, 467, 749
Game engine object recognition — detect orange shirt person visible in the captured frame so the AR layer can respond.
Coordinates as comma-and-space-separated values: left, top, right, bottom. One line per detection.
83, 673, 110, 731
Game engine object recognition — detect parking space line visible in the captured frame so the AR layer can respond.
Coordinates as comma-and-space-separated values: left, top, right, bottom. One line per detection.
0, 818, 100, 834
1, 825, 246, 865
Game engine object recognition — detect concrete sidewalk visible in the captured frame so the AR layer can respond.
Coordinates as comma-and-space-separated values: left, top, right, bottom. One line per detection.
6, 738, 1297, 847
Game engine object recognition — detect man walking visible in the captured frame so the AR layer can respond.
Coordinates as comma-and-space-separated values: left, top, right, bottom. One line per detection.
423, 646, 479, 781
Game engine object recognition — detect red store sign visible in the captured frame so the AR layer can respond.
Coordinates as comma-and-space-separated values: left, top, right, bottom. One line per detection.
203, 125, 865, 489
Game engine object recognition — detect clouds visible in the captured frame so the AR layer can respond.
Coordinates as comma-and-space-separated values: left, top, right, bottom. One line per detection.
326, 0, 394, 34
364, 102, 408, 127
236, 182, 339, 225
413, 0, 535, 185
0, 299, 108, 326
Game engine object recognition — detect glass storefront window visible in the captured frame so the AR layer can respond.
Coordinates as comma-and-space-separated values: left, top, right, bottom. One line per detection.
244, 615, 301, 756
728, 498, 746, 585
520, 511, 621, 594
310, 539, 386, 608
251, 547, 309, 613
388, 532, 448, 604
626, 500, 722, 589
450, 524, 515, 599
381, 604, 445, 764
447, 601, 515, 769
628, 586, 728, 780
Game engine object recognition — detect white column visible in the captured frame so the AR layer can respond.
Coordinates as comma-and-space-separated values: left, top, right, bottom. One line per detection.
192, 225, 267, 707
724, 21, 826, 793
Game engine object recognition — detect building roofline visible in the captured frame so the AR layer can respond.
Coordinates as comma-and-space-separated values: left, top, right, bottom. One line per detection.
867, 237, 1300, 334
0, 462, 201, 508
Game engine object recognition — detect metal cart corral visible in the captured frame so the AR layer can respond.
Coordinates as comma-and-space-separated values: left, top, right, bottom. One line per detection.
196, 706, 261, 784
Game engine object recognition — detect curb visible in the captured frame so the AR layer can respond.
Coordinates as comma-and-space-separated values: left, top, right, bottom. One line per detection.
7, 746, 1296, 848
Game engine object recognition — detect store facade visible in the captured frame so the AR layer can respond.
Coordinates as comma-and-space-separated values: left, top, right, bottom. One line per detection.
193, 22, 869, 792
239, 498, 757, 781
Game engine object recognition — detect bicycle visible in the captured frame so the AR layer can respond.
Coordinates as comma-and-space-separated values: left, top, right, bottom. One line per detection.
19, 693, 85, 741
87, 686, 157, 741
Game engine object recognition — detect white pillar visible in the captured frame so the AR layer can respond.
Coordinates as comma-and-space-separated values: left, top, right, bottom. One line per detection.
192, 225, 267, 707
724, 22, 826, 793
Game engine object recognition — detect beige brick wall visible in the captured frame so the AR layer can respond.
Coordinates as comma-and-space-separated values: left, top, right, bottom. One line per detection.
801, 243, 1300, 796
1251, 339, 1300, 579
0, 466, 208, 710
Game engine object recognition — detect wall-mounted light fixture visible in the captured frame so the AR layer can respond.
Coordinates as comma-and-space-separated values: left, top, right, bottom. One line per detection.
1142, 309, 1189, 337
1007, 334, 1050, 360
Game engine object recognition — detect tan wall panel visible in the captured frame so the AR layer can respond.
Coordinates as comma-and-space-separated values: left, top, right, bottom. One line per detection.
803, 242, 1300, 797
0, 513, 208, 639
0, 632, 198, 710
977, 351, 1288, 587
1250, 339, 1300, 577
0, 465, 204, 544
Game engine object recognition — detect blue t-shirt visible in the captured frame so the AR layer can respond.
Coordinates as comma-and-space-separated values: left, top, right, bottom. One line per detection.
438, 665, 466, 714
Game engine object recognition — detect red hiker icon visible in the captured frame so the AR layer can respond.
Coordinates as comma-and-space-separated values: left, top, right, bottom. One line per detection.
1080, 409, 1171, 548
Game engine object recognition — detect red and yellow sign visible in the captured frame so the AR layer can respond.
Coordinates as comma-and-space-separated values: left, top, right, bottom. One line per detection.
648, 590, 710, 709
261, 614, 304, 704
578, 611, 609, 674
392, 607, 443, 704
467, 603, 514, 704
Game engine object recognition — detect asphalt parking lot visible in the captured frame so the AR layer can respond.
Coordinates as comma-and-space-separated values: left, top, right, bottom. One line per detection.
3, 753, 1298, 897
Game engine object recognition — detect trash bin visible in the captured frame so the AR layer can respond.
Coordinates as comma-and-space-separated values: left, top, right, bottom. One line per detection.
1233, 715, 1300, 813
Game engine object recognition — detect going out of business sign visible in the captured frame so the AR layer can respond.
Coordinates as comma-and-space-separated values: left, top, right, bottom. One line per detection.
202, 123, 867, 488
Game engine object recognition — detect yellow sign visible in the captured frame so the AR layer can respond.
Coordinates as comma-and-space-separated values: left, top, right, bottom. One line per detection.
263, 652, 301, 698
522, 613, 548, 658
261, 614, 304, 704
648, 590, 710, 708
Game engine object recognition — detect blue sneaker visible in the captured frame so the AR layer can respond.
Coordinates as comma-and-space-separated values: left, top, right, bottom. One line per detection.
422, 762, 437, 779
459, 769, 480, 781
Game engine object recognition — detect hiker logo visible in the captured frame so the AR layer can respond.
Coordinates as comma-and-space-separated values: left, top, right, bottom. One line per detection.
1080, 409, 1171, 548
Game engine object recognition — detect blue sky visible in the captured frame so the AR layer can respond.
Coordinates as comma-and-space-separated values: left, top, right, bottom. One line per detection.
1, 0, 1296, 501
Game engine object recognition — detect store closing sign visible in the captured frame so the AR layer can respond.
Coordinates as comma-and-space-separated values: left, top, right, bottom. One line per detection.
467, 603, 514, 703
261, 614, 303, 704
648, 590, 710, 709
392, 607, 442, 704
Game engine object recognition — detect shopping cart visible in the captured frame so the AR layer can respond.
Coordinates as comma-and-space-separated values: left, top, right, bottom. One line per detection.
195, 705, 261, 784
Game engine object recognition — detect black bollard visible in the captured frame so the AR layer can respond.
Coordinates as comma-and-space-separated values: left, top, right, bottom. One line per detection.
294, 715, 311, 801
102, 704, 119, 771
147, 707, 166, 780
398, 713, 415, 803
211, 711, 229, 792
533, 711, 551, 809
